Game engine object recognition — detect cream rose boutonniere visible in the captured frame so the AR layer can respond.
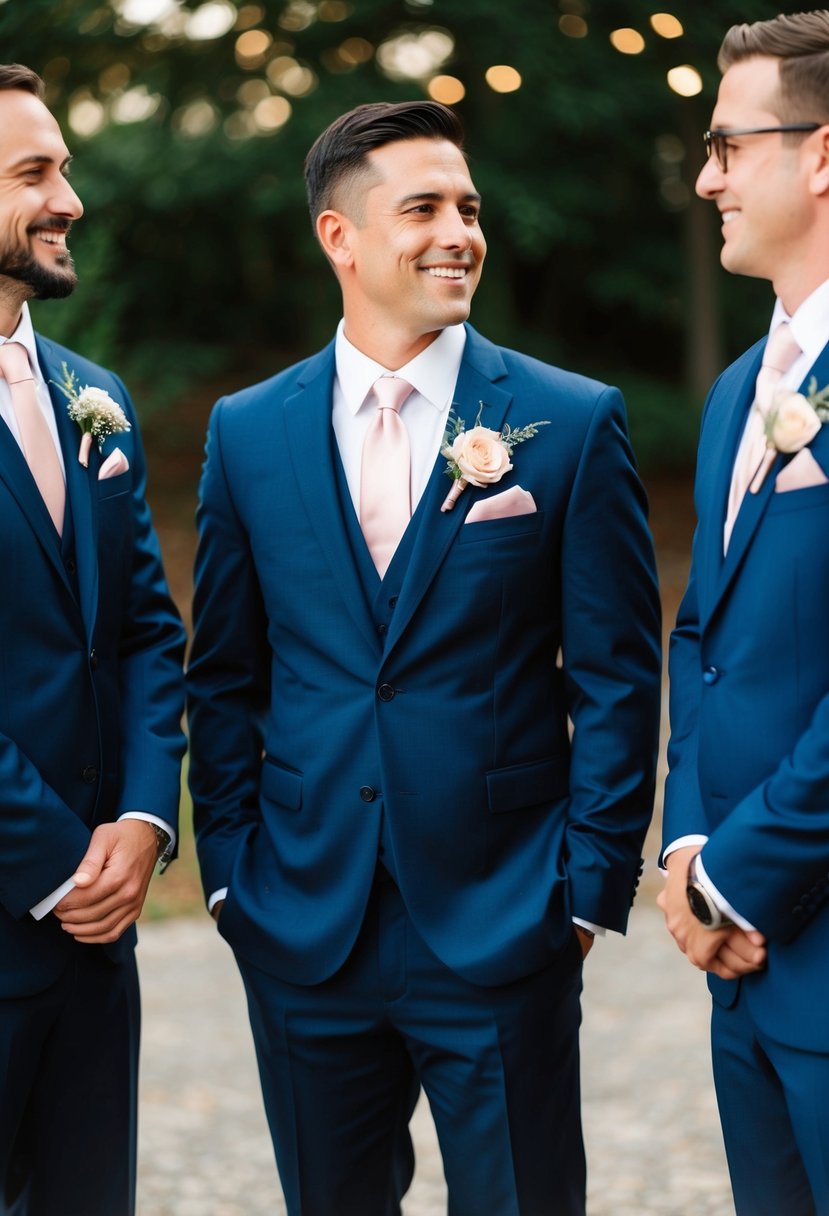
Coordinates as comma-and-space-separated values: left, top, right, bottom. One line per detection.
440, 403, 549, 511
750, 376, 829, 493
53, 362, 131, 467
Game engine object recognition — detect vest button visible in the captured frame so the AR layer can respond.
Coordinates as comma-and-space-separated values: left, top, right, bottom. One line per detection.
82, 765, 99, 784
89, 649, 99, 670
377, 684, 396, 702
702, 666, 720, 685
359, 786, 376, 803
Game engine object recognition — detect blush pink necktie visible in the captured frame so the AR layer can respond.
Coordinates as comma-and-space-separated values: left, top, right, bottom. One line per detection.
359, 376, 413, 577
0, 342, 65, 535
723, 321, 802, 553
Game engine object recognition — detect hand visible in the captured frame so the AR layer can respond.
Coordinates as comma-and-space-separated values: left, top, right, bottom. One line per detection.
574, 925, 595, 960
657, 846, 767, 979
54, 820, 159, 944
211, 899, 225, 924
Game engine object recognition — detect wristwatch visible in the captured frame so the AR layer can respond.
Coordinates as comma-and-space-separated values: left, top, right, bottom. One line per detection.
151, 823, 174, 873
686, 853, 732, 930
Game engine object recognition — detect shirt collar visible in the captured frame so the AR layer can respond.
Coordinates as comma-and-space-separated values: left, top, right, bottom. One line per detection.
770, 279, 829, 367
0, 304, 44, 387
334, 321, 467, 417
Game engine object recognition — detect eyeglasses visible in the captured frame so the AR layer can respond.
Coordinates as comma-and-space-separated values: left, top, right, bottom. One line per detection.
704, 124, 821, 172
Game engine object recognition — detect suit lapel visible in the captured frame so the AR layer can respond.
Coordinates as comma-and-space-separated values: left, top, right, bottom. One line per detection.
385, 330, 513, 653
0, 340, 76, 599
706, 337, 829, 625
283, 343, 379, 654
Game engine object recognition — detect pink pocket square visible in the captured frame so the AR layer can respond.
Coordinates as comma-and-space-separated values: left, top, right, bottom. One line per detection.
465, 486, 537, 523
98, 447, 129, 480
774, 448, 828, 493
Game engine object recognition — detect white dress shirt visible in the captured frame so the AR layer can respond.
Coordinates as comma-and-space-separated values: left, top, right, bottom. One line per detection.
664, 278, 829, 929
0, 307, 175, 918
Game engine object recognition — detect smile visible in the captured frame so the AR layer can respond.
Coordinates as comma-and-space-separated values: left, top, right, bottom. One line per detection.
32, 228, 69, 249
424, 267, 468, 279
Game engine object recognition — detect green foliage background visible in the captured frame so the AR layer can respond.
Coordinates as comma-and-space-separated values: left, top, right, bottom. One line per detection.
1, 0, 792, 466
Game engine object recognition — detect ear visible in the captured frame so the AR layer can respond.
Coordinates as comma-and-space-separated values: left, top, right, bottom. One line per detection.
316, 210, 355, 269
808, 124, 829, 198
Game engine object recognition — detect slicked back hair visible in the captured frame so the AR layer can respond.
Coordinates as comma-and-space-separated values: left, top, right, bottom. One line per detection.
0, 64, 44, 99
304, 100, 465, 227
719, 10, 829, 125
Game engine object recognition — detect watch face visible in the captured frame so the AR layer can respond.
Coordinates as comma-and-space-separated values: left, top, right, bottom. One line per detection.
687, 884, 714, 926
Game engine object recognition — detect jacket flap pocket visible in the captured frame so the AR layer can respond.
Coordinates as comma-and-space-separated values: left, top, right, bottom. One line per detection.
260, 759, 303, 810
486, 757, 568, 814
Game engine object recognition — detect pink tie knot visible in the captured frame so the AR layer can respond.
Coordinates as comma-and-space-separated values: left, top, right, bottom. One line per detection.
761, 322, 801, 375
0, 341, 35, 385
371, 376, 413, 414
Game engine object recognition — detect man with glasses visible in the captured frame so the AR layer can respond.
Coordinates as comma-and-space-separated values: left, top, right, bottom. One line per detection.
658, 10, 829, 1215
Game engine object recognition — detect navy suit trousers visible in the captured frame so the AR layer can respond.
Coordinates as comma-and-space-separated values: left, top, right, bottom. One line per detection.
236, 876, 586, 1216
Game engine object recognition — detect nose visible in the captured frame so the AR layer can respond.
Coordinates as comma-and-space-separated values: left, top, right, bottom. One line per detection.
695, 155, 724, 200
50, 174, 84, 220
436, 207, 474, 250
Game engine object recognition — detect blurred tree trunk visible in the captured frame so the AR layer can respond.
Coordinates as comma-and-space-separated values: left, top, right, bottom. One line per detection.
681, 103, 723, 406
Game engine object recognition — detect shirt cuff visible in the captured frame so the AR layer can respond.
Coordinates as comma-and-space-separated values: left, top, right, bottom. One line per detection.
695, 852, 756, 933
119, 811, 177, 852
208, 888, 228, 914
30, 877, 76, 921
573, 917, 606, 937
660, 834, 709, 874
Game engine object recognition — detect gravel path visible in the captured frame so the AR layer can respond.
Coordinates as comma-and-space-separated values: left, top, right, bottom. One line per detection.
136, 895, 733, 1215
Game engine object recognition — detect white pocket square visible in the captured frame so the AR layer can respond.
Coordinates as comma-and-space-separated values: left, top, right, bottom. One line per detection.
98, 447, 129, 480
774, 448, 828, 493
465, 486, 537, 523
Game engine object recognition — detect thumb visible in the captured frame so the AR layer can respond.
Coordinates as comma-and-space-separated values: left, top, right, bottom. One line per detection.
71, 835, 109, 887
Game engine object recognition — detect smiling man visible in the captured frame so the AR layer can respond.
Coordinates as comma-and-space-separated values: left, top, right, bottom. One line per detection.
0, 65, 186, 1216
658, 11, 829, 1215
187, 100, 661, 1215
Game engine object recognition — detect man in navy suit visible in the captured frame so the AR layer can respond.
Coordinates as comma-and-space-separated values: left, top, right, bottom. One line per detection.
0, 65, 186, 1215
188, 100, 660, 1215
659, 11, 829, 1215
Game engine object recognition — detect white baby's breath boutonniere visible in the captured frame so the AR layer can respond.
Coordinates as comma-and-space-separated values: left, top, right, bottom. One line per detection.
750, 376, 829, 493
440, 403, 549, 512
53, 361, 131, 467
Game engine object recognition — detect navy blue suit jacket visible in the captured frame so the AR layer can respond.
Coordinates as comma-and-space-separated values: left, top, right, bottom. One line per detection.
0, 334, 186, 998
188, 326, 661, 987
664, 335, 829, 1049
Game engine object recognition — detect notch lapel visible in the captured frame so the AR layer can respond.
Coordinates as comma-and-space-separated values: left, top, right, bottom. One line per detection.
385, 333, 513, 653
0, 341, 74, 598
38, 337, 98, 640
705, 338, 829, 625
283, 344, 379, 655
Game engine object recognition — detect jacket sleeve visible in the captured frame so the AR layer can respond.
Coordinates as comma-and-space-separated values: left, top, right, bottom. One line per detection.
111, 373, 187, 833
560, 386, 662, 931
186, 400, 271, 902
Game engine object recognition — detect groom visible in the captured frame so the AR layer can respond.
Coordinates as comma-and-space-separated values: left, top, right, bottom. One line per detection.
188, 100, 661, 1215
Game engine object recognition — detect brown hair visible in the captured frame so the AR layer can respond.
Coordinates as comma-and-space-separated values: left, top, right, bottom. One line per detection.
304, 100, 464, 225
719, 10, 829, 124
0, 64, 45, 99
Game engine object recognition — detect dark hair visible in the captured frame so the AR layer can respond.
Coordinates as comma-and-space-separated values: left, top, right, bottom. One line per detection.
304, 100, 464, 224
719, 10, 829, 125
0, 64, 45, 99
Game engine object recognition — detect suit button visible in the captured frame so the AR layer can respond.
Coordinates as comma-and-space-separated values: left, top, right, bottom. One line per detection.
89, 649, 98, 670
377, 623, 388, 635
65, 557, 76, 574
377, 683, 396, 701
388, 596, 398, 608
702, 666, 720, 685
360, 786, 376, 803
82, 766, 98, 784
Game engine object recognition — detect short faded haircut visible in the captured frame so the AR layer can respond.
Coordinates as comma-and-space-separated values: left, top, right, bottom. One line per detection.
304, 100, 465, 227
